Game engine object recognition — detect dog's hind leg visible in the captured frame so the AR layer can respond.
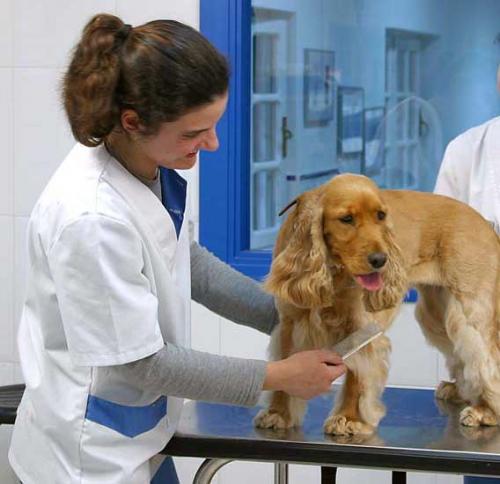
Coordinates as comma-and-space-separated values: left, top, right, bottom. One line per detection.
415, 285, 465, 403
445, 293, 500, 426
324, 334, 391, 435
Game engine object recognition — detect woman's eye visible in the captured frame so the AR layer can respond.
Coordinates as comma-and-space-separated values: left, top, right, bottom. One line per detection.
339, 215, 354, 224
377, 211, 386, 220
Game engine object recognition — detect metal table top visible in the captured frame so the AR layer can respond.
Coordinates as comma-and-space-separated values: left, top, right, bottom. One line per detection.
164, 387, 500, 477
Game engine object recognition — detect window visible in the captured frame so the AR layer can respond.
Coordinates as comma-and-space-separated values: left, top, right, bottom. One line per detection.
200, 0, 500, 285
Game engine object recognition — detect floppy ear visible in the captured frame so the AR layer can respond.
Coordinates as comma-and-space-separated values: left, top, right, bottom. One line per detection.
264, 190, 340, 308
363, 225, 408, 312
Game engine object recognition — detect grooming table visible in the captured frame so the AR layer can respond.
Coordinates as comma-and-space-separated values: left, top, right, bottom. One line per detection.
163, 387, 500, 483
1, 385, 498, 483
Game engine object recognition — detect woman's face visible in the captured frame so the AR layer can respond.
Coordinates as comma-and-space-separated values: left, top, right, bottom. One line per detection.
138, 92, 228, 170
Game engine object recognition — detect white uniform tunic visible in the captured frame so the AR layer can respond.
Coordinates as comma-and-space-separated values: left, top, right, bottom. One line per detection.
435, 116, 500, 232
9, 143, 190, 483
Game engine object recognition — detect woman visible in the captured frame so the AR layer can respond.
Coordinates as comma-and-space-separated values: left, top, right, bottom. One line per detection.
8, 14, 346, 484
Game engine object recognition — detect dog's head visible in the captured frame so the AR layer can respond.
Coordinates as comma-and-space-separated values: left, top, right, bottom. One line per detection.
265, 174, 407, 311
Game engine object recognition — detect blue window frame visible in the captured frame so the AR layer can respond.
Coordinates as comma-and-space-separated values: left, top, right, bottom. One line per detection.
200, 0, 271, 281
199, 0, 418, 301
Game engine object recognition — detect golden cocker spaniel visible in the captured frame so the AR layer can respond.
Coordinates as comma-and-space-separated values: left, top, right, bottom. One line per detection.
255, 174, 500, 435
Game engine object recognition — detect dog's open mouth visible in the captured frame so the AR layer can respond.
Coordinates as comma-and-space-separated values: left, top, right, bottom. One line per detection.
354, 272, 383, 291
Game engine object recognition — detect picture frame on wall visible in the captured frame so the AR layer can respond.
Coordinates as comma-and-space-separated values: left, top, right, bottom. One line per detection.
337, 86, 365, 168
363, 106, 386, 177
303, 49, 336, 127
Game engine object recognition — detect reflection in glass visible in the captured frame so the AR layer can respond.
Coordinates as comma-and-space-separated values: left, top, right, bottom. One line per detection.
253, 33, 277, 94
250, 0, 500, 250
253, 170, 277, 231
253, 102, 277, 162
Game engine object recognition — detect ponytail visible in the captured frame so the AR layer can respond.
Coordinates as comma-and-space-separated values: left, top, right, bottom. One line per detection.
63, 14, 130, 146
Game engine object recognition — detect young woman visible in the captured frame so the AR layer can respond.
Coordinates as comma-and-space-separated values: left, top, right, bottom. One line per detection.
9, 14, 346, 483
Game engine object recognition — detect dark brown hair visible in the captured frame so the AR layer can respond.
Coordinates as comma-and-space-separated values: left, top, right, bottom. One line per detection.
63, 14, 229, 147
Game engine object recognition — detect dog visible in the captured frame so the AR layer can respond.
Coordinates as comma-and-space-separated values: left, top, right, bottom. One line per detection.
254, 173, 500, 435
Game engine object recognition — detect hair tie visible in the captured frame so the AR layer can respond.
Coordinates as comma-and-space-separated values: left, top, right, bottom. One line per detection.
116, 23, 132, 41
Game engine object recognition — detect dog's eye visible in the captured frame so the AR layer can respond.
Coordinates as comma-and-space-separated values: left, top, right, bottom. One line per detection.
377, 211, 386, 221
339, 215, 354, 224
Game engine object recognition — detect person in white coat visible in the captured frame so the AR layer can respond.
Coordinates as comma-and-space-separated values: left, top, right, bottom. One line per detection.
434, 114, 500, 235
434, 59, 500, 484
8, 14, 346, 484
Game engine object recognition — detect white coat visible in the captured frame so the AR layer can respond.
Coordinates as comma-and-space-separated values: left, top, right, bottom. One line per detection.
9, 143, 191, 483
434, 116, 500, 233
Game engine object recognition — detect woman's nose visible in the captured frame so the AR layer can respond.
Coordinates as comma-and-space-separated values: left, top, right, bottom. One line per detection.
201, 129, 219, 151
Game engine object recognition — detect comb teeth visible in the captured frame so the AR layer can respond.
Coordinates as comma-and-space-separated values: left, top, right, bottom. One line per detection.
332, 322, 383, 359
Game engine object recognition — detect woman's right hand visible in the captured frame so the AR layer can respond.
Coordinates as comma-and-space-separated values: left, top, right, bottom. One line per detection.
262, 349, 346, 400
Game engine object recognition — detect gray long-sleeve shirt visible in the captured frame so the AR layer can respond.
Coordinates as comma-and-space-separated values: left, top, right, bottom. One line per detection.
112, 173, 279, 407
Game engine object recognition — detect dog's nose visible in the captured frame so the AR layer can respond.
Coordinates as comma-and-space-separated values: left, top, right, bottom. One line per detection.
368, 252, 387, 269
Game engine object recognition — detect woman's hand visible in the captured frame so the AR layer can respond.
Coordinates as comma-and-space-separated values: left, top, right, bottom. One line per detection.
262, 350, 346, 400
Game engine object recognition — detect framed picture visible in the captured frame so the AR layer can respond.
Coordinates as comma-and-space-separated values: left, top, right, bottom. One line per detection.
364, 106, 386, 176
337, 86, 365, 164
303, 49, 336, 127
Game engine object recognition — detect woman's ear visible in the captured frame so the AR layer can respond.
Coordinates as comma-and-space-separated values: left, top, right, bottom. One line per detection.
120, 109, 142, 134
265, 190, 339, 308
363, 225, 407, 312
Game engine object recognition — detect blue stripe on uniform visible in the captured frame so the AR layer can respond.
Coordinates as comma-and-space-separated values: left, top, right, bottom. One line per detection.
464, 479, 500, 483
151, 456, 179, 484
85, 394, 167, 438
160, 168, 187, 239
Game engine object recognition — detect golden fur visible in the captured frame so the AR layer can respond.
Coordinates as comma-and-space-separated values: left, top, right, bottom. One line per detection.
254, 174, 500, 435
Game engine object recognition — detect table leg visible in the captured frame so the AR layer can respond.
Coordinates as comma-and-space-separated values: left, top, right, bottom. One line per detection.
321, 466, 337, 483
274, 462, 289, 484
392, 471, 407, 484
193, 458, 232, 484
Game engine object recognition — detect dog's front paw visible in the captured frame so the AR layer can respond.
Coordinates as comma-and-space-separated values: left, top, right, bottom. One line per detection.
323, 415, 374, 436
254, 409, 293, 430
460, 405, 498, 427
435, 381, 463, 402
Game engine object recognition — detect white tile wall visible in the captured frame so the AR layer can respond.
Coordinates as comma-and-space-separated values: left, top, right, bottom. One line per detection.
0, 68, 13, 215
386, 304, 440, 388
13, 217, 29, 365
0, 1, 469, 483
220, 316, 270, 360
0, 217, 14, 363
0, 0, 14, 66
116, 0, 199, 29
13, 0, 115, 68
191, 301, 221, 354
13, 67, 74, 216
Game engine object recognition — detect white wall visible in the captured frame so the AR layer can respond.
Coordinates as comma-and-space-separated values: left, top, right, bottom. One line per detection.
0, 1, 461, 483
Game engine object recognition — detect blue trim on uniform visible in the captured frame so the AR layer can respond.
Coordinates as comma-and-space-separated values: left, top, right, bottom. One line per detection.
464, 479, 500, 483
160, 168, 187, 239
151, 456, 179, 484
85, 395, 167, 438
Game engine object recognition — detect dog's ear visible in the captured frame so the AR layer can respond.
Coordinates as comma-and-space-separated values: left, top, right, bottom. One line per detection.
265, 190, 339, 308
363, 225, 407, 312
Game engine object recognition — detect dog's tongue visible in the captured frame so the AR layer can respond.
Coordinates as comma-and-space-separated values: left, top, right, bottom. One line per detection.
355, 273, 383, 291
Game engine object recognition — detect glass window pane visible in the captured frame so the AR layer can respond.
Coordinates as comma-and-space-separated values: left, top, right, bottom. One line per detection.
250, 0, 500, 250
253, 33, 277, 94
252, 170, 277, 231
252, 102, 277, 162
